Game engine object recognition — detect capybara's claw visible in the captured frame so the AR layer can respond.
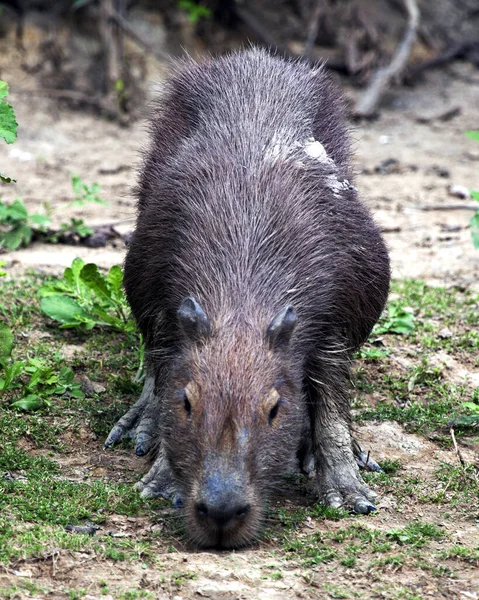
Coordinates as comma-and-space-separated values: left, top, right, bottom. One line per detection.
354, 498, 377, 514
356, 451, 382, 472
104, 425, 125, 448
135, 432, 153, 456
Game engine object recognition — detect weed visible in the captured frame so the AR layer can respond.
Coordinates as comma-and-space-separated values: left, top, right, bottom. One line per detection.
0, 198, 50, 250
177, 0, 212, 23
39, 258, 137, 334
70, 174, 107, 206
465, 131, 479, 248
0, 80, 18, 183
0, 177, 105, 250
386, 522, 444, 548
374, 302, 415, 335
1, 325, 84, 411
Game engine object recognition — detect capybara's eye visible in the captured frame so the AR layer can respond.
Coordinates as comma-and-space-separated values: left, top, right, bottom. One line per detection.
183, 392, 192, 416
268, 400, 281, 425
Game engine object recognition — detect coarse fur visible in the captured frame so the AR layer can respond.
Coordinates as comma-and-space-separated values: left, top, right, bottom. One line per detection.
122, 48, 390, 548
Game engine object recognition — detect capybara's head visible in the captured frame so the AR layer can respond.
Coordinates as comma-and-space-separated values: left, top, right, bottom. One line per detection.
161, 297, 304, 548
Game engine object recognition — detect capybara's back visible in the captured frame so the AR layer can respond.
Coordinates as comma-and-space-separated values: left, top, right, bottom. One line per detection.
113, 49, 390, 548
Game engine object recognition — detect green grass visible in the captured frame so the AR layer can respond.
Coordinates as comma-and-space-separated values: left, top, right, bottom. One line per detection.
1, 272, 478, 595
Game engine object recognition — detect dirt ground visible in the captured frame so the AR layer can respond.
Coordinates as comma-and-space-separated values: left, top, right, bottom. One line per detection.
1, 34, 479, 600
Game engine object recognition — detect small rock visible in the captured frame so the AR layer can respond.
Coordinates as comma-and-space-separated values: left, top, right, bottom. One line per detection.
415, 104, 461, 123
448, 184, 471, 199
379, 135, 392, 145
98, 163, 130, 175
374, 158, 400, 174
12, 570, 33, 577
438, 327, 453, 339
429, 165, 450, 178
80, 375, 106, 395
65, 524, 100, 535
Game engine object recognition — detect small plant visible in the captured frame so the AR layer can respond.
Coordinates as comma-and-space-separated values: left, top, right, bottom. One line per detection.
465, 131, 479, 249
39, 257, 136, 334
177, 0, 212, 24
47, 217, 94, 243
0, 80, 18, 183
0, 324, 84, 411
0, 198, 50, 250
70, 174, 107, 207
374, 302, 415, 335
0, 176, 104, 250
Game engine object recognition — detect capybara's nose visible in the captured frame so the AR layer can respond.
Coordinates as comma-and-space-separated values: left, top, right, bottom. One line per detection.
195, 501, 250, 528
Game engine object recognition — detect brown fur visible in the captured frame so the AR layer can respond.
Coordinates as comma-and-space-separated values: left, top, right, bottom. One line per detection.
124, 48, 390, 548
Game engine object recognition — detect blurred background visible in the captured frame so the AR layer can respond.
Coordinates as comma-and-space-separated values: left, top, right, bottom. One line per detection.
0, 0, 479, 285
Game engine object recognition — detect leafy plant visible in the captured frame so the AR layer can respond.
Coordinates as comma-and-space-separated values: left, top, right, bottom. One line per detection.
39, 257, 136, 334
465, 131, 479, 249
70, 174, 107, 206
0, 198, 50, 250
47, 217, 94, 242
0, 324, 84, 411
0, 176, 103, 250
374, 302, 415, 335
177, 0, 212, 23
0, 80, 18, 183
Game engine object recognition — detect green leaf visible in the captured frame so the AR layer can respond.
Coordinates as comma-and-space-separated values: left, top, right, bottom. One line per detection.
107, 265, 123, 297
0, 173, 16, 183
80, 263, 112, 305
462, 401, 479, 414
0, 323, 14, 367
11, 394, 44, 411
0, 96, 18, 144
449, 414, 479, 428
0, 228, 24, 250
0, 81, 9, 101
1, 360, 25, 391
465, 131, 479, 142
470, 213, 479, 250
470, 190, 479, 203
7, 199, 28, 221
29, 213, 51, 228
40, 294, 93, 327
58, 366, 74, 385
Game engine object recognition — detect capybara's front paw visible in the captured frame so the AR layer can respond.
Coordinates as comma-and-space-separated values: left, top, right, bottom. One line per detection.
105, 376, 158, 456
317, 466, 377, 514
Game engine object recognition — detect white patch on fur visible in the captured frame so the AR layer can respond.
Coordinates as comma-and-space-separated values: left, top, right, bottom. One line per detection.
303, 138, 328, 161
263, 133, 356, 198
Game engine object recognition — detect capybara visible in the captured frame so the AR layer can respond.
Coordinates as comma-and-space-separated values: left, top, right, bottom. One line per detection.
105, 48, 390, 548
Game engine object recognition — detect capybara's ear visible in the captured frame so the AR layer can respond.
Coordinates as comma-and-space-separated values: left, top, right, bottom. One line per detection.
178, 297, 211, 341
266, 306, 297, 350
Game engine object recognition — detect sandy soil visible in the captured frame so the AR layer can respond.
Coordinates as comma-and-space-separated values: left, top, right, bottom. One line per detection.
1, 34, 479, 600
1, 54, 479, 286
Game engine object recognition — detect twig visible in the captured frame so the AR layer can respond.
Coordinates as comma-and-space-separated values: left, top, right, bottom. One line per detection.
408, 41, 479, 81
449, 426, 465, 467
418, 204, 478, 212
365, 450, 371, 469
110, 10, 170, 63
354, 0, 420, 118
14, 87, 121, 119
304, 0, 325, 61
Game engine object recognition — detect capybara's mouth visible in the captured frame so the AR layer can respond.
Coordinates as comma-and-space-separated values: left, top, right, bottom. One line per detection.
185, 501, 262, 549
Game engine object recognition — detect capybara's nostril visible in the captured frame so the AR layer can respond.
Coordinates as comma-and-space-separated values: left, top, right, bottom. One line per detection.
235, 504, 250, 519
196, 502, 209, 518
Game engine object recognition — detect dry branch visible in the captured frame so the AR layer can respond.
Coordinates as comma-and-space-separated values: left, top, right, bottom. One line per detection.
110, 10, 170, 63
449, 427, 465, 467
418, 204, 479, 211
354, 0, 420, 118
304, 0, 325, 61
